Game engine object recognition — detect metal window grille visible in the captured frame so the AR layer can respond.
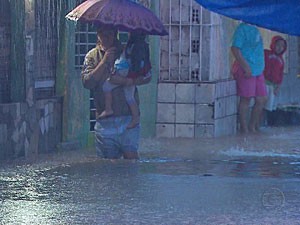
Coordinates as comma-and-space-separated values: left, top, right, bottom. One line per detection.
72, 1, 97, 131
75, 23, 97, 69
0, 0, 11, 103
89, 92, 96, 132
159, 0, 222, 82
74, 22, 97, 131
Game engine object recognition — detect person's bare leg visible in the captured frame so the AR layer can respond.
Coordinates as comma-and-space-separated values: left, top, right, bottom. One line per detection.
127, 102, 140, 129
99, 92, 114, 118
258, 109, 267, 129
249, 96, 267, 132
239, 97, 251, 134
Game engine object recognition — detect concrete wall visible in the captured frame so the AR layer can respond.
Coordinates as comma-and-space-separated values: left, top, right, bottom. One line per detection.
0, 1, 65, 160
0, 98, 62, 160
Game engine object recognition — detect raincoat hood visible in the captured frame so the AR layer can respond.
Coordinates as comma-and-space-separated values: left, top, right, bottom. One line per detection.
269, 35, 287, 56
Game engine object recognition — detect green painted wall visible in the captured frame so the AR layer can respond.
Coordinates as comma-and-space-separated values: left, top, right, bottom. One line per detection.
138, 35, 159, 138
138, 0, 159, 138
57, 1, 90, 147
10, 0, 26, 102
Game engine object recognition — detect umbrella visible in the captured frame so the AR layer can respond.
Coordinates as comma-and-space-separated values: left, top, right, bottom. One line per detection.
195, 0, 300, 36
65, 0, 168, 36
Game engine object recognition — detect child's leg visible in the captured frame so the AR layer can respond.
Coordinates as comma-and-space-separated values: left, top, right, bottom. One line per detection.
101, 91, 113, 116
127, 102, 140, 129
124, 86, 140, 129
100, 80, 118, 118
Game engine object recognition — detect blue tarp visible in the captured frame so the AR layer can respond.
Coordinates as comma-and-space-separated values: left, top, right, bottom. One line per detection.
195, 0, 300, 36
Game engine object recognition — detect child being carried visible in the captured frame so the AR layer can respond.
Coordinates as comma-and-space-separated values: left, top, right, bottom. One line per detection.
100, 32, 152, 129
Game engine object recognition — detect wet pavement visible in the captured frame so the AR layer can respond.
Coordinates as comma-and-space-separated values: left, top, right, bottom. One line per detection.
0, 126, 300, 224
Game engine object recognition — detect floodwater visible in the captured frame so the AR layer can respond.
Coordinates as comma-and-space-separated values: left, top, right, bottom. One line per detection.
1, 127, 300, 225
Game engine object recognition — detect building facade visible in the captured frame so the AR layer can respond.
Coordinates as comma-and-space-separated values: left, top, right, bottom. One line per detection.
0, 0, 64, 159
157, 0, 237, 138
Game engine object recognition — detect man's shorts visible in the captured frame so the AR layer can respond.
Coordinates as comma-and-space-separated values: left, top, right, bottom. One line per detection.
232, 61, 267, 98
94, 116, 140, 159
236, 73, 267, 98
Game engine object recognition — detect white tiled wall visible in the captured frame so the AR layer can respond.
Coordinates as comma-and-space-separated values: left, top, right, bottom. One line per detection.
157, 103, 175, 123
176, 84, 195, 103
156, 124, 175, 138
156, 80, 237, 138
176, 104, 195, 124
176, 124, 195, 138
157, 83, 176, 103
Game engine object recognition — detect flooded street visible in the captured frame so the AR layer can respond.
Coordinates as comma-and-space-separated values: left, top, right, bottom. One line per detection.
1, 126, 300, 225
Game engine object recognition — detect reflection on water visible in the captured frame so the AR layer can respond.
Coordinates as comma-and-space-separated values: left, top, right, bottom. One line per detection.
1, 155, 300, 224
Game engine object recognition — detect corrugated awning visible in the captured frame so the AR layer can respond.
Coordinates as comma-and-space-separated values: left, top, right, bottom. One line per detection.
195, 0, 300, 36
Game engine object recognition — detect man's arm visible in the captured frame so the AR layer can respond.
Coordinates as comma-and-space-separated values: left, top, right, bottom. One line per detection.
231, 46, 252, 78
133, 76, 151, 86
82, 47, 117, 89
109, 75, 151, 87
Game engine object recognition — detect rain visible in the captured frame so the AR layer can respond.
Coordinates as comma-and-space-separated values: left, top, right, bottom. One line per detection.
1, 0, 300, 224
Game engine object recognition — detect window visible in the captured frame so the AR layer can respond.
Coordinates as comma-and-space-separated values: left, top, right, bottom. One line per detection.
159, 0, 223, 82
75, 23, 97, 70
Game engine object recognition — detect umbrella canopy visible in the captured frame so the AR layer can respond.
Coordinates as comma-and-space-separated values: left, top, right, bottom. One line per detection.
66, 0, 168, 36
195, 0, 300, 36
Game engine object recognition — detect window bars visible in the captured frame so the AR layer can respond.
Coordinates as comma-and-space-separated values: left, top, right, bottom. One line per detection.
159, 0, 223, 82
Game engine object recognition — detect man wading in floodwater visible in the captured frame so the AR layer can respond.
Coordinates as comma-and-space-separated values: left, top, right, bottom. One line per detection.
81, 26, 151, 159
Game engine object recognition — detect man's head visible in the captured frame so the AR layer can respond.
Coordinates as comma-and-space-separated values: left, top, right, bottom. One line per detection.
97, 26, 118, 50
